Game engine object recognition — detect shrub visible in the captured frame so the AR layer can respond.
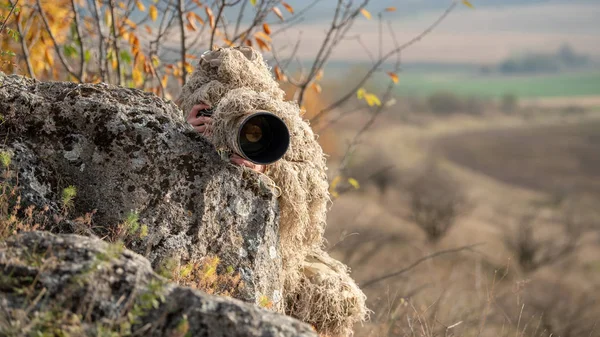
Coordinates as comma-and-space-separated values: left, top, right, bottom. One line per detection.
407, 162, 470, 242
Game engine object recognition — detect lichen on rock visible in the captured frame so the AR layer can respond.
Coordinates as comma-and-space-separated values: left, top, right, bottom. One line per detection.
0, 73, 282, 310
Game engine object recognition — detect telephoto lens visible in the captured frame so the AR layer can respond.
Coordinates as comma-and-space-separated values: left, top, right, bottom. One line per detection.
235, 111, 290, 165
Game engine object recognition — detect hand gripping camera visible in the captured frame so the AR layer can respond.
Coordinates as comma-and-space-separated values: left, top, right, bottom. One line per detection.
200, 108, 290, 165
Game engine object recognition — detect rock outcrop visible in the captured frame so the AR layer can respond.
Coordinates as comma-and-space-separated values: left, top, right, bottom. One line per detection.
0, 74, 282, 309
0, 231, 317, 337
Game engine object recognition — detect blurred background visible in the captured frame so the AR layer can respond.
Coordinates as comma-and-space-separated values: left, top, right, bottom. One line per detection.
1, 0, 599, 335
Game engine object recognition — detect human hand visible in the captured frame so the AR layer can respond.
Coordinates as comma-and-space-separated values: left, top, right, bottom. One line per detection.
230, 153, 265, 173
187, 103, 213, 136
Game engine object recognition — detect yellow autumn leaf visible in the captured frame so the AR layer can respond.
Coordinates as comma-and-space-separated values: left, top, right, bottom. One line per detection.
136, 0, 145, 11
118, 1, 126, 9
356, 88, 366, 99
365, 93, 382, 106
348, 178, 360, 189
149, 5, 158, 21
124, 18, 137, 29
387, 72, 399, 84
462, 0, 474, 8
250, 0, 256, 6
360, 8, 371, 19
132, 67, 143, 85
329, 176, 342, 197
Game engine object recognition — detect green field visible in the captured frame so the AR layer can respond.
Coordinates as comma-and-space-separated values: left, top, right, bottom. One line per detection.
392, 70, 600, 98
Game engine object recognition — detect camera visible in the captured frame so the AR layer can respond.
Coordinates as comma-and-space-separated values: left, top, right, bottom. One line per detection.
199, 107, 290, 165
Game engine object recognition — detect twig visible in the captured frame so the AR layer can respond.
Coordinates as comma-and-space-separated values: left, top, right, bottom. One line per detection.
7, 0, 34, 78
108, 0, 122, 85
361, 243, 483, 288
176, 0, 187, 83
311, 1, 457, 123
71, 0, 86, 81
89, 0, 106, 82
0, 0, 19, 34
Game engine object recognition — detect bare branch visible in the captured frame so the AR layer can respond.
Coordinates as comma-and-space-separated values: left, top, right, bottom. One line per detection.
362, 243, 483, 289
311, 1, 457, 123
108, 0, 122, 85
71, 0, 86, 81
176, 0, 187, 83
8, 0, 35, 78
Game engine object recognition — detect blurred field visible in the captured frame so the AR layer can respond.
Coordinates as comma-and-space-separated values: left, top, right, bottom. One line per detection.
322, 96, 600, 336
394, 70, 600, 98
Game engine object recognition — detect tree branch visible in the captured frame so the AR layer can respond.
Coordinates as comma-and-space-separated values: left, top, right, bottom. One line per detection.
71, 0, 86, 81
35, 0, 82, 82
362, 243, 483, 289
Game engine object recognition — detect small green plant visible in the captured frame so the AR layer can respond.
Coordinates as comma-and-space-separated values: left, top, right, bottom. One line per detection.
61, 185, 77, 210
124, 211, 140, 235
0, 151, 11, 168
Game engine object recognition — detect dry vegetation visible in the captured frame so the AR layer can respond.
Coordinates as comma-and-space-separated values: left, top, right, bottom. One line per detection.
322, 95, 600, 336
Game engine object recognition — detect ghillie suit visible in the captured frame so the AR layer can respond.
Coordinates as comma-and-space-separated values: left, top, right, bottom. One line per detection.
177, 47, 368, 336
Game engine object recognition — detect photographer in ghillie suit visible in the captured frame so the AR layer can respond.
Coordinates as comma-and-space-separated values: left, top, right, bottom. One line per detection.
176, 46, 368, 336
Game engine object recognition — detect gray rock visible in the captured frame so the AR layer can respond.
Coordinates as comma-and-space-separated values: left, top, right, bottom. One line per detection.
0, 74, 282, 309
0, 231, 317, 337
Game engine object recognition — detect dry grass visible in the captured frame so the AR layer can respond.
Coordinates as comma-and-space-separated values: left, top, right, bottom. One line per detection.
323, 103, 600, 336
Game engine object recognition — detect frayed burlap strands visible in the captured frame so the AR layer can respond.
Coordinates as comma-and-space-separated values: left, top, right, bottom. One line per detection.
288, 249, 369, 337
179, 46, 368, 336
208, 88, 330, 285
177, 46, 284, 116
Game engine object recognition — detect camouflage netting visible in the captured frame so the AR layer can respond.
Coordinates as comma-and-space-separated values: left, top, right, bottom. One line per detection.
177, 46, 368, 336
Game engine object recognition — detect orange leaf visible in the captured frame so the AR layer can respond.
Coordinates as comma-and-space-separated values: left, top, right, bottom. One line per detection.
360, 8, 371, 19
255, 37, 271, 51
205, 7, 215, 29
387, 72, 399, 83
186, 22, 197, 31
144, 25, 153, 34
254, 31, 271, 42
161, 74, 168, 89
185, 54, 198, 59
191, 0, 203, 6
274, 66, 286, 81
118, 1, 126, 9
223, 39, 234, 47
124, 18, 137, 29
315, 69, 324, 81
244, 39, 253, 47
192, 12, 205, 25
272, 7, 284, 21
385, 7, 396, 12
282, 1, 294, 14
149, 5, 158, 21
311, 83, 322, 94
262, 23, 271, 35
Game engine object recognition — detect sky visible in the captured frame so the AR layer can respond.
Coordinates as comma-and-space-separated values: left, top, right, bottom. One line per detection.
268, 0, 600, 64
